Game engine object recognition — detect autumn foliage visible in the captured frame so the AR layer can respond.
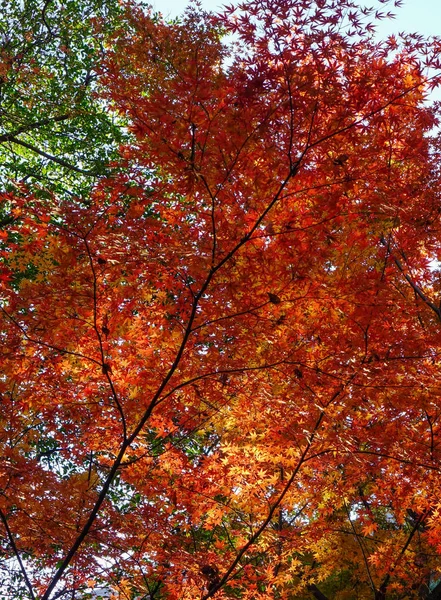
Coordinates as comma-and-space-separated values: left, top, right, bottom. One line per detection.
2, 0, 441, 598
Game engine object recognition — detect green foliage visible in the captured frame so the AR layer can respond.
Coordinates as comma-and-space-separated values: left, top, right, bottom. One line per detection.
0, 0, 125, 198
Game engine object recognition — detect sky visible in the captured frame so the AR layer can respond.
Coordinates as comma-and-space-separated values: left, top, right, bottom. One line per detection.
152, 0, 441, 39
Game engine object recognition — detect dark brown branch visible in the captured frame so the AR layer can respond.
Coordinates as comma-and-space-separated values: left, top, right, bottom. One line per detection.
41, 0, 54, 35
307, 583, 330, 600
376, 509, 428, 599
393, 254, 441, 322
202, 420, 324, 597
425, 410, 435, 460
4, 136, 98, 176
0, 306, 102, 367
201, 387, 346, 599
353, 449, 441, 473
307, 73, 441, 155
0, 509, 36, 600
0, 114, 71, 143
83, 238, 127, 441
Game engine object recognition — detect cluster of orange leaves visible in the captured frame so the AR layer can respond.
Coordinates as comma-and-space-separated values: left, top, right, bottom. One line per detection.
2, 0, 441, 598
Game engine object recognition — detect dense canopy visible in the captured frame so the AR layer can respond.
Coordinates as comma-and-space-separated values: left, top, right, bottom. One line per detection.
1, 0, 441, 598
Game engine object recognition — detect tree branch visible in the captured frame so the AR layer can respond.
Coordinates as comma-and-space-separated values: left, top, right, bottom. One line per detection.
4, 136, 98, 176
376, 509, 428, 599
0, 114, 71, 143
0, 509, 36, 600
201, 388, 344, 599
307, 583, 330, 600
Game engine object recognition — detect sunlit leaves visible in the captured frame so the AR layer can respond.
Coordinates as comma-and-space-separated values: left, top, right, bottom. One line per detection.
1, 0, 441, 599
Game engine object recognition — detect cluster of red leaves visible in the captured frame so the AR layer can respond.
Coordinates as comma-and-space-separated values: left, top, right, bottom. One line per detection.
2, 0, 441, 598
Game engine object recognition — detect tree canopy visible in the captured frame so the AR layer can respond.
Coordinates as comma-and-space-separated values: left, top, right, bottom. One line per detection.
1, 0, 441, 598
0, 0, 124, 198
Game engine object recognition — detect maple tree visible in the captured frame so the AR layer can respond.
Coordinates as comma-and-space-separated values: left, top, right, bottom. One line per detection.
2, 0, 441, 598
